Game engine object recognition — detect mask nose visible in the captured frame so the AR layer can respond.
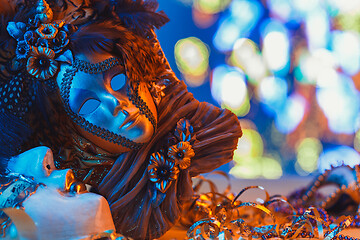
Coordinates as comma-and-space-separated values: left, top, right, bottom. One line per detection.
43, 169, 85, 193
113, 98, 140, 117
113, 99, 128, 117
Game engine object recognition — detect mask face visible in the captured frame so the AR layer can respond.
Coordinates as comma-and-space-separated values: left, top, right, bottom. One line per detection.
56, 52, 157, 154
4, 147, 116, 239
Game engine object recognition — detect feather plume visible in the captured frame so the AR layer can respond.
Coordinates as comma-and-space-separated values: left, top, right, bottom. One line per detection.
70, 22, 116, 54
111, 0, 169, 36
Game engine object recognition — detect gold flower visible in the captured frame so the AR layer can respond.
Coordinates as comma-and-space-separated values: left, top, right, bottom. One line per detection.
27, 46, 58, 80
148, 152, 179, 193
168, 141, 195, 170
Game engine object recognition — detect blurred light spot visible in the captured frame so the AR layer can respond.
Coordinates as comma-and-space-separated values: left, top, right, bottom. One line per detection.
295, 160, 310, 176
213, 0, 262, 52
293, 0, 320, 13
211, 65, 230, 103
192, 7, 218, 28
234, 128, 264, 159
305, 8, 329, 51
354, 130, 360, 152
275, 94, 307, 133
327, 0, 360, 14
316, 73, 360, 134
194, 0, 231, 14
229, 0, 263, 22
336, 13, 360, 32
222, 95, 250, 117
220, 71, 247, 108
260, 20, 289, 75
213, 19, 240, 52
270, 123, 285, 147
258, 76, 287, 114
230, 157, 262, 179
260, 19, 288, 38
261, 157, 283, 179
300, 49, 338, 85
332, 31, 360, 76
316, 68, 338, 88
267, 0, 292, 22
263, 31, 289, 72
318, 146, 360, 173
296, 138, 322, 173
230, 38, 267, 84
211, 65, 250, 116
175, 37, 209, 87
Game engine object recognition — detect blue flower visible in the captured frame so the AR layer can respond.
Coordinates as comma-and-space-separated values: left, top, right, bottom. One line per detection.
16, 41, 30, 59
52, 31, 69, 54
24, 31, 36, 45
148, 152, 179, 193
36, 38, 49, 48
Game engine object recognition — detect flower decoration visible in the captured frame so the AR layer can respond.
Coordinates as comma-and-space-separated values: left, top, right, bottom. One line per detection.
36, 38, 49, 48
24, 31, 37, 46
26, 46, 58, 80
36, 23, 58, 39
7, 22, 26, 40
148, 152, 179, 193
175, 118, 194, 142
16, 41, 30, 59
168, 141, 195, 170
52, 31, 69, 54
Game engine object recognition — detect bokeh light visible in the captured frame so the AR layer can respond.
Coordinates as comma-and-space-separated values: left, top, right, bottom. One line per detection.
213, 0, 263, 52
258, 76, 287, 115
174, 37, 210, 86
331, 30, 360, 76
160, 0, 360, 178
234, 128, 264, 159
229, 38, 267, 84
261, 20, 290, 74
316, 73, 360, 134
295, 138, 322, 175
230, 123, 283, 179
275, 94, 307, 134
318, 146, 360, 173
194, 0, 231, 14
211, 65, 250, 116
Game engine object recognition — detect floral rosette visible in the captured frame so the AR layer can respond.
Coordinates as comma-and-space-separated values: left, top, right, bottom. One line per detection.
6, 0, 76, 81
147, 118, 196, 207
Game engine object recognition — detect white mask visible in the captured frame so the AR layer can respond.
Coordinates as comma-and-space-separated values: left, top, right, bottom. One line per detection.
4, 146, 115, 239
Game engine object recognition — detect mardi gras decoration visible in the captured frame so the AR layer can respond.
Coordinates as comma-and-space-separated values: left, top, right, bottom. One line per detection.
0, 0, 242, 239
182, 170, 360, 240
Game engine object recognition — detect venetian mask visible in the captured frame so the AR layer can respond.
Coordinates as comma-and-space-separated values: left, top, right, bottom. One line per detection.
4, 146, 115, 239
56, 51, 158, 154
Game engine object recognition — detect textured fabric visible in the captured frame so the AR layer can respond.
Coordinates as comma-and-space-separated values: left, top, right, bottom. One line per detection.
99, 81, 242, 239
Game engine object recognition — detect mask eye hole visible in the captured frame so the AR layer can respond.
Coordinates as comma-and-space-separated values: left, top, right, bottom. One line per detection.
78, 98, 101, 115
111, 73, 126, 91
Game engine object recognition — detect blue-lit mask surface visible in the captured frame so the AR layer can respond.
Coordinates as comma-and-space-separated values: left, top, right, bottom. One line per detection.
56, 52, 157, 154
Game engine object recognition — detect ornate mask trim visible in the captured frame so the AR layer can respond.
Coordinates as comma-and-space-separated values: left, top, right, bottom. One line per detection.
60, 64, 144, 150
